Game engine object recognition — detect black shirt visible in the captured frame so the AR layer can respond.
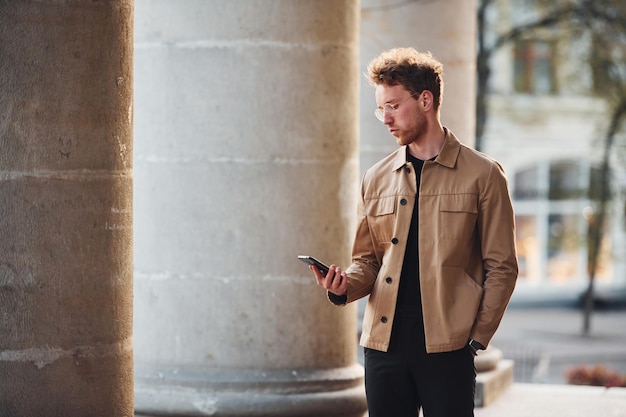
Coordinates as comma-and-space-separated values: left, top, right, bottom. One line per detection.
396, 151, 425, 310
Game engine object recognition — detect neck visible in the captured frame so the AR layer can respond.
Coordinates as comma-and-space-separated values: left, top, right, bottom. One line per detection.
407, 124, 446, 160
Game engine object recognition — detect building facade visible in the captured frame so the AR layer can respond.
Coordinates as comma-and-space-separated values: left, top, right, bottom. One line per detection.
481, 0, 626, 304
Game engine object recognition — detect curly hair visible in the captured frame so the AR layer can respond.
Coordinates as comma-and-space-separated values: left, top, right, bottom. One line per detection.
366, 47, 444, 111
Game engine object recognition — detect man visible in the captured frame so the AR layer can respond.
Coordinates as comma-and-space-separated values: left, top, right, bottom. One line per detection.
309, 48, 518, 417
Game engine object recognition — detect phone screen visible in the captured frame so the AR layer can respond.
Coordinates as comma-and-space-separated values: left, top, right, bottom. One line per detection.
297, 255, 330, 276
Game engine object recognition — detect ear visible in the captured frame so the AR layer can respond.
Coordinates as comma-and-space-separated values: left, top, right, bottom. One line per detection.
420, 90, 434, 111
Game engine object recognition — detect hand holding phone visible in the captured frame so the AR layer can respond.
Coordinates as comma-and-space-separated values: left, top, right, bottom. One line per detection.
298, 255, 347, 297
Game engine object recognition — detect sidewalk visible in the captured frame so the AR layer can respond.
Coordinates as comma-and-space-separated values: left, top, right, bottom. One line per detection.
475, 383, 626, 417
490, 306, 626, 384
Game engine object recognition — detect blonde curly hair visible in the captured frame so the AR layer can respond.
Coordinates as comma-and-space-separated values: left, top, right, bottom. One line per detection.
366, 47, 444, 111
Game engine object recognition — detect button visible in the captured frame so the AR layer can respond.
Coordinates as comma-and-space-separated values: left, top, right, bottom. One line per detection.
391, 237, 399, 244
385, 277, 392, 284
400, 198, 407, 205
405, 167, 411, 174
381, 316, 388, 323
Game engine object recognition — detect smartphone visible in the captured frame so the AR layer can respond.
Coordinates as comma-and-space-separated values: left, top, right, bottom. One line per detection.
298, 255, 330, 276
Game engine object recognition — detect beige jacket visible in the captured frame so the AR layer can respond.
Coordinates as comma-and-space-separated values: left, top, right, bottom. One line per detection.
339, 129, 518, 353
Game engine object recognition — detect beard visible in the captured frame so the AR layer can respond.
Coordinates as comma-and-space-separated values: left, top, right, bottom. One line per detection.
393, 123, 424, 147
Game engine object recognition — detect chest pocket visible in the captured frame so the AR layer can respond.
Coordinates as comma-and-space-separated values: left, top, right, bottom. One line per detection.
439, 194, 478, 240
365, 196, 396, 243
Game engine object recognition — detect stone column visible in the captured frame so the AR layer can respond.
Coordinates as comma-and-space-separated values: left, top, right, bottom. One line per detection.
0, 1, 134, 416
133, 1, 365, 416
360, 0, 478, 173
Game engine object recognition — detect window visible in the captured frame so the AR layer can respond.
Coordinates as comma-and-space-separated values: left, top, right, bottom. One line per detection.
514, 40, 557, 94
515, 215, 539, 281
512, 160, 613, 285
546, 213, 580, 282
549, 161, 581, 200
514, 165, 540, 200
588, 165, 605, 201
589, 33, 626, 96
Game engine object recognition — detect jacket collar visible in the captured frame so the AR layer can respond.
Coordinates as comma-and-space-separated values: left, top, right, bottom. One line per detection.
391, 128, 461, 171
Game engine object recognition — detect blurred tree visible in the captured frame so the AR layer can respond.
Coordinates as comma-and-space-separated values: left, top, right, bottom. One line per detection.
582, 20, 626, 334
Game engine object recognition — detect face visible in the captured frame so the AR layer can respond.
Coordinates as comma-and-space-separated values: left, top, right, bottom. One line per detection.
374, 83, 426, 147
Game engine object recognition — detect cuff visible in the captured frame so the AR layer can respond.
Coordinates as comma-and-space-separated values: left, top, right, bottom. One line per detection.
328, 292, 347, 305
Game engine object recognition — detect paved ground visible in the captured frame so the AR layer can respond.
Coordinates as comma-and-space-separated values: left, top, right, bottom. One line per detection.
490, 305, 626, 384
475, 383, 626, 417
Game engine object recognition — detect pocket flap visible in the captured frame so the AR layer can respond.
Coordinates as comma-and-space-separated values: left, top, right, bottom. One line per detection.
439, 194, 477, 213
366, 196, 396, 216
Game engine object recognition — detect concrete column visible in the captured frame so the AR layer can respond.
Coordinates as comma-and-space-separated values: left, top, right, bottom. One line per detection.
0, 2, 134, 416
133, 1, 365, 416
360, 0, 477, 174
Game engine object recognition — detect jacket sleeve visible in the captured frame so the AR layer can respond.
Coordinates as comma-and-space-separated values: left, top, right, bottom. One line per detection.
337, 175, 380, 305
471, 161, 518, 346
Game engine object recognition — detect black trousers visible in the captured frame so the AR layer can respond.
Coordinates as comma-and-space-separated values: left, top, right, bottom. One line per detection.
364, 310, 476, 417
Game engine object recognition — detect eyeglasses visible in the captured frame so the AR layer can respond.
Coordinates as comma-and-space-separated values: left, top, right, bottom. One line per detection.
374, 91, 422, 122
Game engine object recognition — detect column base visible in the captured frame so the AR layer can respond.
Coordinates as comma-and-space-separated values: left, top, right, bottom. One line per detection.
135, 364, 367, 417
475, 359, 514, 408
